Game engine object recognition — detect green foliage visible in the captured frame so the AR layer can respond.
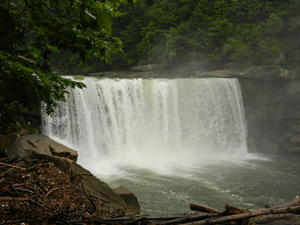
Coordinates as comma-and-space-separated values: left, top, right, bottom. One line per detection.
106, 0, 300, 69
0, 0, 131, 134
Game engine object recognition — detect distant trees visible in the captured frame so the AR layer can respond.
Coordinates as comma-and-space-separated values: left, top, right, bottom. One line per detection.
0, 0, 132, 134
110, 0, 300, 70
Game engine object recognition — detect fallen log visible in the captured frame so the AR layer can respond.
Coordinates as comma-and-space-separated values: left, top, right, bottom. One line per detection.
0, 161, 22, 169
180, 205, 300, 225
0, 197, 30, 201
88, 215, 184, 223
189, 203, 222, 213
224, 204, 248, 214
160, 213, 215, 225
272, 195, 300, 209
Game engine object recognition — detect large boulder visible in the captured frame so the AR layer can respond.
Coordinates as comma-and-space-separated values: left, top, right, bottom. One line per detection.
69, 163, 127, 211
114, 186, 140, 215
245, 213, 300, 225
0, 133, 78, 161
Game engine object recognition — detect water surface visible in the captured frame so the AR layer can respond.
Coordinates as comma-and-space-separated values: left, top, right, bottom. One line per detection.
102, 154, 300, 215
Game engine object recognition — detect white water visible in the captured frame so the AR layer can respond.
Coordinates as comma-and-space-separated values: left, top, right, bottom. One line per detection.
42, 77, 249, 176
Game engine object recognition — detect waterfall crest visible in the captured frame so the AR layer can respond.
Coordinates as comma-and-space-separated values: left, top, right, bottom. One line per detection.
42, 77, 248, 175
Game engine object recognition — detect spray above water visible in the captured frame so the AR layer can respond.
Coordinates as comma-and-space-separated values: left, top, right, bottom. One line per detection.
42, 77, 248, 175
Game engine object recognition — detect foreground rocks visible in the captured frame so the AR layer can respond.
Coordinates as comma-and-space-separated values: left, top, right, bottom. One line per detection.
114, 186, 140, 215
0, 133, 128, 224
0, 133, 78, 161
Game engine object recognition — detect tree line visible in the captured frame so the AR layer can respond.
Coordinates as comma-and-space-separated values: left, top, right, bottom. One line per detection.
52, 0, 300, 73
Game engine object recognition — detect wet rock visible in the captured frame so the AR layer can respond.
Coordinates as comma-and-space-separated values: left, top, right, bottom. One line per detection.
114, 186, 140, 215
245, 213, 300, 225
70, 163, 127, 211
0, 133, 78, 161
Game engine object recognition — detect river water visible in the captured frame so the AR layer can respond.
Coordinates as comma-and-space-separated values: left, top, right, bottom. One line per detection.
104, 154, 300, 215
42, 77, 300, 215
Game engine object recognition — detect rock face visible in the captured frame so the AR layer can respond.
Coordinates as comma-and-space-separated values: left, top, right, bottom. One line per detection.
114, 186, 140, 215
192, 65, 292, 80
240, 77, 300, 154
245, 213, 300, 225
188, 65, 299, 154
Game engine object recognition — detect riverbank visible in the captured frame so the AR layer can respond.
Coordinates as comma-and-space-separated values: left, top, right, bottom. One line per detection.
1, 133, 300, 224
0, 133, 127, 224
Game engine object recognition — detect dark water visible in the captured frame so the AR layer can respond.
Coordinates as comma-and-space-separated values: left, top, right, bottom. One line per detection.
102, 154, 300, 215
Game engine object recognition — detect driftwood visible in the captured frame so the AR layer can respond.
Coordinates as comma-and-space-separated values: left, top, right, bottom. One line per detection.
272, 195, 300, 209
160, 213, 215, 225
224, 204, 248, 214
0, 196, 30, 201
0, 161, 22, 169
190, 203, 222, 213
182, 205, 300, 225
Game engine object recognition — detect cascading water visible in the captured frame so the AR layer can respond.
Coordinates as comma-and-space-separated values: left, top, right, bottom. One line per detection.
42, 77, 248, 175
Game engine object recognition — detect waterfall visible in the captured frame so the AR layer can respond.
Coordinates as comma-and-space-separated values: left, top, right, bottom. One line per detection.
42, 77, 248, 175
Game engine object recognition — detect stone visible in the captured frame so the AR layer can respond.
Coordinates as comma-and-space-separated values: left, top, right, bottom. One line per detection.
114, 186, 140, 215
245, 213, 300, 225
0, 133, 78, 162
69, 163, 127, 211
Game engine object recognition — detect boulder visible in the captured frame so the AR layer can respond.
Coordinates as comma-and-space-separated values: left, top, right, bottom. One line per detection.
0, 133, 78, 161
245, 213, 300, 225
114, 186, 140, 215
69, 163, 127, 211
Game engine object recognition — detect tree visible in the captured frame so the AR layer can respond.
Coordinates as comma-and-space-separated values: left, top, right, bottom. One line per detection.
85, 0, 295, 70
0, 0, 133, 134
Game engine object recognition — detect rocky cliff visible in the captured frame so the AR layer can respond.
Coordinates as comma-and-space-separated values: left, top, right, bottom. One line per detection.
194, 65, 300, 154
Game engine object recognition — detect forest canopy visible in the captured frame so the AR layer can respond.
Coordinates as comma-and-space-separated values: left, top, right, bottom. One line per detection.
52, 0, 300, 73
0, 0, 132, 134
115, 0, 300, 70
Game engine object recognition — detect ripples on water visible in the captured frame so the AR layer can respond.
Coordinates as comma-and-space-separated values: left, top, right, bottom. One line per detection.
103, 154, 300, 215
